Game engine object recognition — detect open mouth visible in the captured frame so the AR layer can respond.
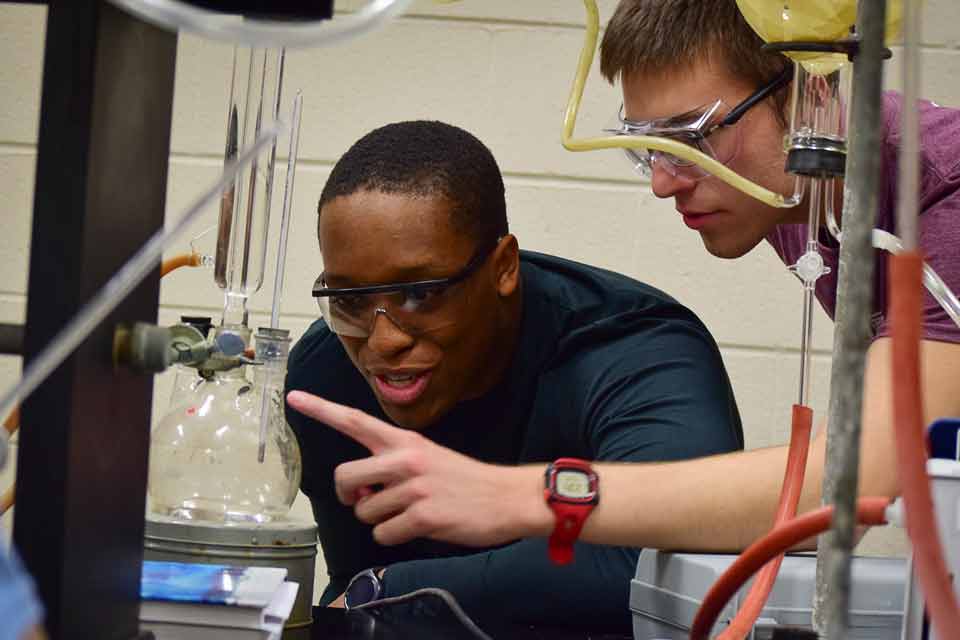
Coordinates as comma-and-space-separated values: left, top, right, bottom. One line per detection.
371, 370, 432, 406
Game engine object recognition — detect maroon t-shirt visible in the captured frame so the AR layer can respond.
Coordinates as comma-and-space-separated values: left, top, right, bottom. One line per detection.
766, 92, 960, 344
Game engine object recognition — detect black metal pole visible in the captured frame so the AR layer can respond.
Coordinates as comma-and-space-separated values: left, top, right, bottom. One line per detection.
13, 2, 176, 638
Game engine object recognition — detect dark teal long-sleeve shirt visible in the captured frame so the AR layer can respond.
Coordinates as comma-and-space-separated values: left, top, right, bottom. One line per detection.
285, 250, 743, 631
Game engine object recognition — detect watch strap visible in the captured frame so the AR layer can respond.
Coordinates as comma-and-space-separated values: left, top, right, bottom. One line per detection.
544, 458, 598, 566
546, 499, 591, 564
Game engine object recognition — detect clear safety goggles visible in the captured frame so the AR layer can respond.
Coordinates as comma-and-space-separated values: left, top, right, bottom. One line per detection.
605, 67, 792, 181
312, 240, 498, 339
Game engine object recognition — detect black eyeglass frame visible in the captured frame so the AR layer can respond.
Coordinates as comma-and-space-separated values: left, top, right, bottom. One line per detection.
701, 66, 794, 137
312, 238, 501, 301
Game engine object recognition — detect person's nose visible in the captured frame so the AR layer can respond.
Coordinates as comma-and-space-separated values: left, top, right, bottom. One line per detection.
365, 309, 415, 357
650, 161, 697, 199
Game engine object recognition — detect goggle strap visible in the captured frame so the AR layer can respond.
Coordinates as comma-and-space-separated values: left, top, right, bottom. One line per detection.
720, 66, 794, 127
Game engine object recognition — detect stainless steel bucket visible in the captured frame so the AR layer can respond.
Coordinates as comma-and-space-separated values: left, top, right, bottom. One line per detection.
144, 515, 318, 640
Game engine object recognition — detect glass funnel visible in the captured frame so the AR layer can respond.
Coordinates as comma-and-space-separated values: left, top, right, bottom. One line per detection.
148, 329, 301, 524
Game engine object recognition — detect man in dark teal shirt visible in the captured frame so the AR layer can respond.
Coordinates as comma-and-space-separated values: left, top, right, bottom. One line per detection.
285, 120, 742, 631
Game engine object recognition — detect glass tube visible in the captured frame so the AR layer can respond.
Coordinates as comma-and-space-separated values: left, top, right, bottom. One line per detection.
216, 47, 285, 328
825, 177, 841, 240
256, 327, 292, 463
785, 57, 850, 407
270, 91, 303, 331
787, 56, 852, 167
0, 123, 283, 426
797, 179, 823, 407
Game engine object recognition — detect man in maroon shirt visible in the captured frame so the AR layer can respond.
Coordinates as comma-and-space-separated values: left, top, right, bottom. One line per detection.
288, 0, 960, 554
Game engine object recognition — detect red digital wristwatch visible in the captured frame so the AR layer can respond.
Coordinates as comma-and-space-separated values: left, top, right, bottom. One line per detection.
544, 457, 599, 565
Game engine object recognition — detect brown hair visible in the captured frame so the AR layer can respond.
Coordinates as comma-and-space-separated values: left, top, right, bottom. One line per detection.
600, 0, 791, 122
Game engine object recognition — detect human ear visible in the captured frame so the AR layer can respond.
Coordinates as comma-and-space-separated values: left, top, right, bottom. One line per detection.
491, 234, 520, 297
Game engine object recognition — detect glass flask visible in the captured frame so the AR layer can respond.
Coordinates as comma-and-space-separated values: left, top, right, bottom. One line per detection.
167, 363, 204, 410
148, 328, 301, 524
166, 316, 214, 409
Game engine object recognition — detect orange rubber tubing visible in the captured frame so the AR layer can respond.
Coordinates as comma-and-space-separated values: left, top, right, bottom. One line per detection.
889, 252, 960, 640
160, 252, 202, 278
1, 408, 18, 516
3, 406, 17, 435
1, 251, 201, 518
690, 497, 890, 639
716, 403, 813, 639
0, 485, 13, 517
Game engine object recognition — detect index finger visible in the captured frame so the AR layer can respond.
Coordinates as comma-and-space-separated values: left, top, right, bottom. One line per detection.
286, 390, 402, 453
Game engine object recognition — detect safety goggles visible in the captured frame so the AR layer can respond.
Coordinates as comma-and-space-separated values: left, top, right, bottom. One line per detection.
312, 240, 498, 339
605, 67, 792, 181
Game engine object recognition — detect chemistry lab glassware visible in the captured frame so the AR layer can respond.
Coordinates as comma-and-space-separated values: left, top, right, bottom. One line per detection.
167, 363, 204, 410
148, 331, 301, 524
216, 47, 284, 328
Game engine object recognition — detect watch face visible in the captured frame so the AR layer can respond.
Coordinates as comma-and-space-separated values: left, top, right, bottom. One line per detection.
555, 469, 592, 498
345, 572, 380, 609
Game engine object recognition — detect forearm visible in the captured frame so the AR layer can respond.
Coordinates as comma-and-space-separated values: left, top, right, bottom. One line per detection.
587, 442, 827, 550
517, 419, 904, 552
517, 435, 826, 551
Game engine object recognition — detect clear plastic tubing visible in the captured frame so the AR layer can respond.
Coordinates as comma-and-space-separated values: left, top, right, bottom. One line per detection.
561, 0, 803, 209
216, 47, 285, 328
823, 218, 960, 332
106, 0, 415, 50
872, 229, 960, 330
0, 122, 285, 425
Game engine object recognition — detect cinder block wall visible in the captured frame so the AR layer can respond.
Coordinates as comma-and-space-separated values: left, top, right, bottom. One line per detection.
4, 0, 957, 602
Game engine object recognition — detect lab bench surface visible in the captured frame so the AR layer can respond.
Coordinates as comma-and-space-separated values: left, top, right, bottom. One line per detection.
310, 606, 633, 640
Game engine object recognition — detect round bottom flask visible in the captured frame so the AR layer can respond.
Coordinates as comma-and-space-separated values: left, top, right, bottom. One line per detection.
148, 329, 301, 524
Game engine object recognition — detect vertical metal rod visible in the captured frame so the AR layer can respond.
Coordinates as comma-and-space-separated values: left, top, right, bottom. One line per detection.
816, 1, 889, 638
897, 0, 922, 250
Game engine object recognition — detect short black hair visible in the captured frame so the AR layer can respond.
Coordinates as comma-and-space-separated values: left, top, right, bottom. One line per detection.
318, 120, 508, 249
